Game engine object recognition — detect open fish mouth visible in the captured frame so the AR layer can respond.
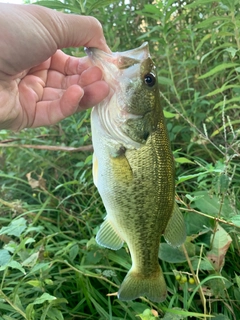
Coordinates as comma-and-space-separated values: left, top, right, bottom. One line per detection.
85, 43, 153, 149
85, 42, 150, 69
84, 42, 150, 94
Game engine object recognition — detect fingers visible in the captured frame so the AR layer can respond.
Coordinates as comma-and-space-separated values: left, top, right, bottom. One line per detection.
78, 80, 110, 109
31, 85, 84, 127
45, 66, 103, 89
31, 80, 109, 128
48, 50, 91, 75
24, 5, 111, 53
56, 14, 111, 53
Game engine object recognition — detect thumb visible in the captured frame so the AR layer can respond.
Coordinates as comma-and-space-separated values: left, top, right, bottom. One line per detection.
25, 5, 110, 52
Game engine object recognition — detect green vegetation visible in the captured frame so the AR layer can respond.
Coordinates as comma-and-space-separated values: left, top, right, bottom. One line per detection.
0, 0, 240, 319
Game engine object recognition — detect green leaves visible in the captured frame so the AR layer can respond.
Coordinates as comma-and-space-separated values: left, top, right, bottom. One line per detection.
0, 0, 240, 318
159, 243, 186, 263
0, 249, 11, 265
198, 63, 240, 79
206, 224, 232, 272
0, 217, 27, 238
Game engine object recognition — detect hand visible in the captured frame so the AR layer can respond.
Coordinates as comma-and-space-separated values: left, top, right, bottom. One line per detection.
0, 4, 110, 131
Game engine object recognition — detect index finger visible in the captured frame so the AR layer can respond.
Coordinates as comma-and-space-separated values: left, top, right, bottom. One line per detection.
50, 51, 92, 75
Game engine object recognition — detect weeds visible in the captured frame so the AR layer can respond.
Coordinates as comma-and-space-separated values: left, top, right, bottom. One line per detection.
0, 0, 240, 319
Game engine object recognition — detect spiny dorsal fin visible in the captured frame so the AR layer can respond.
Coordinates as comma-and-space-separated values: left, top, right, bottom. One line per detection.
96, 219, 124, 250
164, 202, 186, 248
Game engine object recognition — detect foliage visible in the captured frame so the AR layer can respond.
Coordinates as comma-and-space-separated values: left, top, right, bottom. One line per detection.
0, 0, 240, 319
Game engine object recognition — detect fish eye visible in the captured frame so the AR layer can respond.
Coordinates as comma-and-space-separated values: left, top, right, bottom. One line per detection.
144, 73, 156, 87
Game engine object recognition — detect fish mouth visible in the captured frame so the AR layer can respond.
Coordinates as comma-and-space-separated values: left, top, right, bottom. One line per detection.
85, 42, 149, 69
86, 43, 151, 149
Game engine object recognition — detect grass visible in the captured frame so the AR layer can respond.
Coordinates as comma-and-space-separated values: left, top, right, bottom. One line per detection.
1, 0, 240, 319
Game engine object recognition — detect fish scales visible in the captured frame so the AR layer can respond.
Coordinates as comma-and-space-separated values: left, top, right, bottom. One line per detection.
85, 42, 186, 302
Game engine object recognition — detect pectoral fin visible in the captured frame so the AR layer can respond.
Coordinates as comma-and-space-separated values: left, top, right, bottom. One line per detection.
164, 202, 186, 247
96, 219, 124, 250
110, 150, 133, 183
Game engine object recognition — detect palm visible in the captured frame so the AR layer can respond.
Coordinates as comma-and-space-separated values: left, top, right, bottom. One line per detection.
1, 51, 109, 130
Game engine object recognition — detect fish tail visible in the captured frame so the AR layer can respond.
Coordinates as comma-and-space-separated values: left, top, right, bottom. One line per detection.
117, 266, 167, 302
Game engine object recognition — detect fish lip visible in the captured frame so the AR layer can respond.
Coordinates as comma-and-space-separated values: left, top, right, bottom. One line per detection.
84, 42, 150, 68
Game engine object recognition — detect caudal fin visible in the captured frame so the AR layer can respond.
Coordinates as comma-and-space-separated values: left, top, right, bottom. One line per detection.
117, 267, 167, 302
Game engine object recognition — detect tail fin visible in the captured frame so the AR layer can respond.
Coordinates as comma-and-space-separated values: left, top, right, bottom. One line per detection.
117, 267, 167, 302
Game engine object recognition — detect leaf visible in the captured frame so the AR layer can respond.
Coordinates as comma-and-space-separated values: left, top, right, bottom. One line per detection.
26, 280, 42, 287
2, 315, 17, 320
158, 76, 173, 86
26, 303, 34, 320
193, 191, 237, 219
230, 216, 240, 227
213, 96, 240, 109
161, 307, 214, 319
175, 157, 195, 164
159, 243, 186, 263
177, 172, 208, 184
87, 0, 118, 14
26, 171, 46, 190
0, 261, 26, 274
211, 120, 240, 137
85, 250, 102, 265
198, 63, 239, 79
235, 273, 240, 289
0, 249, 11, 266
212, 315, 231, 320
13, 294, 24, 312
142, 3, 163, 15
163, 110, 177, 118
185, 194, 204, 203
69, 244, 79, 261
186, 0, 220, 8
207, 277, 233, 297
0, 218, 27, 237
207, 84, 240, 97
28, 262, 50, 275
45, 308, 64, 320
225, 47, 238, 58
32, 293, 56, 305
184, 210, 212, 235
161, 308, 185, 320
137, 308, 158, 320
196, 16, 229, 29
206, 224, 232, 271
22, 252, 39, 267
191, 257, 215, 271
0, 302, 15, 312
34, 0, 78, 13
196, 34, 212, 52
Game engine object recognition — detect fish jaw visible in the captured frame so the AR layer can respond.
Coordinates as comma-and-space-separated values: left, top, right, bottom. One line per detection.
86, 43, 154, 149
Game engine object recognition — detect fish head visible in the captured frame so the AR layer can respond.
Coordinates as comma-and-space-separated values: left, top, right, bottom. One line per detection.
85, 42, 161, 149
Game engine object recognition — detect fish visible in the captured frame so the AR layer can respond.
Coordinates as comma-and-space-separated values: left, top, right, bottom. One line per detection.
85, 42, 186, 302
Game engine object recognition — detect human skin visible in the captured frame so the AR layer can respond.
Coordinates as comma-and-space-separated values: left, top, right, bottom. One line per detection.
0, 4, 110, 131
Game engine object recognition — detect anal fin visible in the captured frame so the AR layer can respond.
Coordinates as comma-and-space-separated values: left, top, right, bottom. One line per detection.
164, 202, 186, 247
96, 219, 124, 250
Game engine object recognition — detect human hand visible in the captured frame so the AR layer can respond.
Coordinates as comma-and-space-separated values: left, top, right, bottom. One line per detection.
0, 4, 110, 131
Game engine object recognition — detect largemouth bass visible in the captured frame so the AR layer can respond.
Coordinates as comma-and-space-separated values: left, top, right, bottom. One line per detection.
85, 43, 186, 302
